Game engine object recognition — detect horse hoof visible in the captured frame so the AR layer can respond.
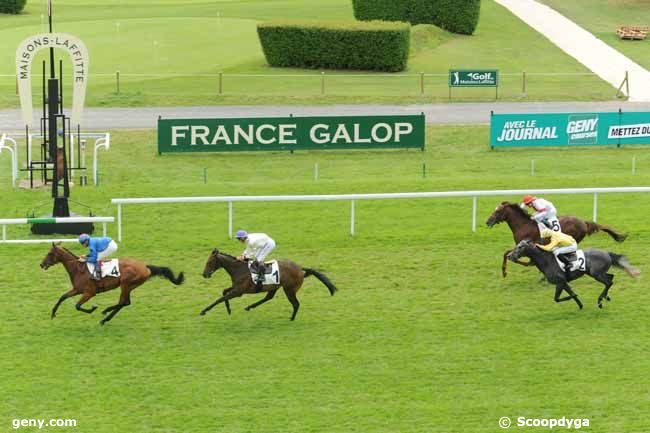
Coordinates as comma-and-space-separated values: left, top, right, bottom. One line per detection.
90, 306, 98, 313
606, 296, 611, 301
199, 311, 206, 316
99, 320, 106, 326
598, 303, 603, 309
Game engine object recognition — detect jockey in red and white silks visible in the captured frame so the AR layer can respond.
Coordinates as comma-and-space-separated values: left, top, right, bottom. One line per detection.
521, 195, 560, 231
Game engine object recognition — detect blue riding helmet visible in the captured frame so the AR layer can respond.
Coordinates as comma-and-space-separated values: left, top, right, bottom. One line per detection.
78, 233, 90, 244
235, 229, 248, 239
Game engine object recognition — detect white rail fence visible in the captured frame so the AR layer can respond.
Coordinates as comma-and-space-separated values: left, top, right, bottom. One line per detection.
0, 217, 114, 244
111, 187, 650, 241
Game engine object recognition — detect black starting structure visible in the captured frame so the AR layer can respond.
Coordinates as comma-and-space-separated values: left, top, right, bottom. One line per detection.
29, 1, 93, 235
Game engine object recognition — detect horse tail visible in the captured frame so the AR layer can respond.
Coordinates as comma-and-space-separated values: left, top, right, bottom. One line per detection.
303, 268, 337, 296
609, 253, 640, 279
147, 265, 185, 285
585, 221, 628, 243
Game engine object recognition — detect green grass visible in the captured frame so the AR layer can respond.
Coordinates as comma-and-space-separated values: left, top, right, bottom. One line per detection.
0, 0, 616, 108
1, 126, 650, 432
538, 0, 650, 69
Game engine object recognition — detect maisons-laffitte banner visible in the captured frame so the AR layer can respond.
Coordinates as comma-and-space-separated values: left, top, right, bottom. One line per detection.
16, 33, 89, 127
157, 115, 426, 153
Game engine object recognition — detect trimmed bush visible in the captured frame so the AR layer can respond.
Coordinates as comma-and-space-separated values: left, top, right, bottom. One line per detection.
257, 20, 410, 72
0, 0, 27, 14
352, 0, 481, 35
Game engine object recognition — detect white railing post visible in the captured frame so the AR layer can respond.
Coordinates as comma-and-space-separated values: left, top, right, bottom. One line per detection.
102, 222, 107, 237
593, 192, 598, 222
93, 134, 110, 185
350, 200, 356, 236
228, 201, 233, 239
2, 224, 5, 241
472, 196, 477, 232
0, 134, 17, 187
117, 203, 122, 241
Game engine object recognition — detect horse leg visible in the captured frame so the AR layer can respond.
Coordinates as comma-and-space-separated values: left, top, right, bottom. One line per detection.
200, 289, 242, 316
592, 273, 614, 308
283, 287, 300, 321
502, 250, 511, 278
51, 288, 79, 319
503, 249, 532, 277
554, 283, 583, 309
100, 289, 132, 325
222, 287, 233, 316
75, 291, 98, 314
245, 289, 277, 311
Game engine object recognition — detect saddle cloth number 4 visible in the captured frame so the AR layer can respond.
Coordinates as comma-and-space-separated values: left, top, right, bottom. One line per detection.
87, 259, 120, 278
250, 260, 280, 285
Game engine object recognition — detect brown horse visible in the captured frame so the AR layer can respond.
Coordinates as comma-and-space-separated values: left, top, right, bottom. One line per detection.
200, 249, 337, 321
486, 202, 627, 277
40, 243, 185, 325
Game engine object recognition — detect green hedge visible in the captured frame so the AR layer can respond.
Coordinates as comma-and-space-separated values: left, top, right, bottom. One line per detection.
0, 0, 27, 14
352, 0, 481, 35
257, 20, 410, 72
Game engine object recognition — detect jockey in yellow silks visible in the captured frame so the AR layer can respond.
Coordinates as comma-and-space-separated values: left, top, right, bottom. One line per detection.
537, 228, 577, 276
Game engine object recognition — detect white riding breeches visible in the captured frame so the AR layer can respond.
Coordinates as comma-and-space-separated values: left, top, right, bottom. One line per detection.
535, 209, 557, 223
255, 240, 276, 262
553, 244, 577, 256
98, 241, 118, 261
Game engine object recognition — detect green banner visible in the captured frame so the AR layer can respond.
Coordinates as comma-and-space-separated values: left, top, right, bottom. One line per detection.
158, 115, 425, 153
490, 111, 650, 148
449, 69, 498, 87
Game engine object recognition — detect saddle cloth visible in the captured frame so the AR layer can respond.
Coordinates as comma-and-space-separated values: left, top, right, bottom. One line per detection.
87, 259, 120, 278
537, 218, 561, 237
555, 250, 586, 272
249, 260, 280, 285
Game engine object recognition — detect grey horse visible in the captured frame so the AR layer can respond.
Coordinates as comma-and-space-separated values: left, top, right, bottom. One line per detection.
508, 239, 640, 309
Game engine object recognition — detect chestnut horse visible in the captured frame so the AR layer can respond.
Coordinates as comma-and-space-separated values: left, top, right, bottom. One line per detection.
40, 243, 185, 325
486, 202, 627, 277
200, 249, 337, 321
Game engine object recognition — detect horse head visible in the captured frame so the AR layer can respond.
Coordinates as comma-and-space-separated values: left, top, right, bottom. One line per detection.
202, 248, 222, 278
40, 242, 63, 270
508, 239, 534, 262
486, 201, 510, 227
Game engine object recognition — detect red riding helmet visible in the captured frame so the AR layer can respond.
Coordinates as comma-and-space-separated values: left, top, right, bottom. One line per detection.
522, 195, 536, 205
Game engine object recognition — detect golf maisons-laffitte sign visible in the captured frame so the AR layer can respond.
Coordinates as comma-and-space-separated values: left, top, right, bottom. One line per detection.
157, 115, 425, 153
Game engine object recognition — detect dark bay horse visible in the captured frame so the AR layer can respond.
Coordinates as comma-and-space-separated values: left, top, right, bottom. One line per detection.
200, 249, 337, 321
486, 202, 627, 277
40, 243, 185, 325
508, 239, 640, 309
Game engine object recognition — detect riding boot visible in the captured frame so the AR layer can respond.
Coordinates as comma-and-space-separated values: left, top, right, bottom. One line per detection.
92, 264, 101, 281
559, 255, 572, 280
255, 262, 265, 292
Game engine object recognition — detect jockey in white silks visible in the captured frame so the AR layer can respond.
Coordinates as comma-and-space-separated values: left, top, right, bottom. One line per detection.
521, 195, 561, 232
235, 230, 276, 292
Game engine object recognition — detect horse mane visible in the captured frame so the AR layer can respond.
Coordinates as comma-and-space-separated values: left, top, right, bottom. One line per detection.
217, 250, 238, 260
504, 201, 531, 219
56, 244, 79, 259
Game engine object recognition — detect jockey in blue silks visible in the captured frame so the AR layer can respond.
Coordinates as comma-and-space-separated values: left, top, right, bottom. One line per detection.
78, 234, 118, 280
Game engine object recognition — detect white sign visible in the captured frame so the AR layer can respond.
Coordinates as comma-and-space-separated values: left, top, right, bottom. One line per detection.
16, 33, 89, 127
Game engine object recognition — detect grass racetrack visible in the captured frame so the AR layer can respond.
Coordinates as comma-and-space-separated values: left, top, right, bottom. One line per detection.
1, 126, 650, 432
0, 0, 617, 108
